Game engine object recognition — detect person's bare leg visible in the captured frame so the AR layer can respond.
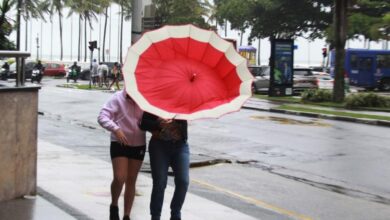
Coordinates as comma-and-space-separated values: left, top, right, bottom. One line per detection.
111, 157, 128, 206
123, 159, 143, 216
116, 80, 120, 90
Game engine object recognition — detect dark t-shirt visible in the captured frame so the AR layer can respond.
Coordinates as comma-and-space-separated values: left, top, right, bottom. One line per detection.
139, 112, 188, 143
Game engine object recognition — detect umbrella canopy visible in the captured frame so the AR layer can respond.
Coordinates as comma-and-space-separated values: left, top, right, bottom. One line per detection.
123, 24, 253, 120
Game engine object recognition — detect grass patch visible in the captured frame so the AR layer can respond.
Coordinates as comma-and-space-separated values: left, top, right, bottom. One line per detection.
277, 105, 390, 121
254, 94, 390, 111
253, 94, 301, 103
74, 84, 112, 90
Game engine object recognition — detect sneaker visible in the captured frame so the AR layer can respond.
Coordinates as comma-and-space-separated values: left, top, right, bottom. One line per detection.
123, 216, 130, 220
110, 205, 120, 220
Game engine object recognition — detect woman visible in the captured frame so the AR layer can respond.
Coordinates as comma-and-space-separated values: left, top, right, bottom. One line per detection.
98, 90, 146, 220
109, 62, 121, 91
140, 112, 190, 220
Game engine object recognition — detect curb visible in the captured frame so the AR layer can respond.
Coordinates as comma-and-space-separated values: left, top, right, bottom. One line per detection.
242, 106, 390, 128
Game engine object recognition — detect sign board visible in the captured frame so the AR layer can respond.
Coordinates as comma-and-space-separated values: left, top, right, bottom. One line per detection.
142, 17, 162, 31
269, 39, 294, 96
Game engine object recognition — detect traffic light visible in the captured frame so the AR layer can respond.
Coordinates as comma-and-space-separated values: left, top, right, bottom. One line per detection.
88, 41, 97, 51
322, 47, 327, 57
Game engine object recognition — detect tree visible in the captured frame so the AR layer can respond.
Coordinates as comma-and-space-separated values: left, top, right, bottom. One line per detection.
153, 0, 209, 28
101, 0, 111, 62
333, 0, 348, 103
17, 0, 47, 51
67, 0, 102, 61
215, 0, 252, 45
114, 0, 132, 64
247, 0, 333, 40
0, 0, 15, 50
48, 0, 66, 60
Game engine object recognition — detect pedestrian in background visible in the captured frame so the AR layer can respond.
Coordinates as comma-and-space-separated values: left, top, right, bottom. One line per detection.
98, 90, 146, 220
92, 59, 99, 86
1, 61, 10, 80
140, 112, 190, 220
109, 62, 121, 91
98, 62, 109, 87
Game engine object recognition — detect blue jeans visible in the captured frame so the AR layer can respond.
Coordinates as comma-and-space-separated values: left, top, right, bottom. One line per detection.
149, 138, 190, 220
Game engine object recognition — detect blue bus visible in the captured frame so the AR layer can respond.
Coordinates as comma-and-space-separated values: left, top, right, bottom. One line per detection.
330, 49, 390, 91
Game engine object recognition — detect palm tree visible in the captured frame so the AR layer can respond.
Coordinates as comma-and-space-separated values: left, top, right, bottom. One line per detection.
18, 0, 47, 51
67, 0, 102, 61
115, 0, 131, 64
48, 0, 65, 60
0, 0, 16, 50
100, 0, 111, 62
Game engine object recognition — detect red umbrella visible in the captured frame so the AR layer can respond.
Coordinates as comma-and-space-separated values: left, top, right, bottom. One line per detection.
123, 24, 253, 120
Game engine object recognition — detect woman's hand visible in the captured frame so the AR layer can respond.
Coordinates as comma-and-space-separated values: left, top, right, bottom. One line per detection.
159, 118, 173, 127
114, 129, 129, 145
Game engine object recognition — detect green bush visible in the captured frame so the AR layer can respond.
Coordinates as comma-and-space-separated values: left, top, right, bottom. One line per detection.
301, 89, 333, 102
345, 93, 390, 108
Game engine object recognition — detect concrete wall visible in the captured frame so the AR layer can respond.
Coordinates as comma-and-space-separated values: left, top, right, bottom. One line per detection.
0, 87, 39, 202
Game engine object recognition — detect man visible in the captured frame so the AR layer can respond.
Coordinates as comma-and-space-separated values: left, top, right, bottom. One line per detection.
33, 60, 44, 71
67, 61, 80, 83
140, 112, 189, 220
1, 61, 10, 80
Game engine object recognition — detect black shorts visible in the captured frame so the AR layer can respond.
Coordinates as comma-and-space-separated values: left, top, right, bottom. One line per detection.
110, 142, 146, 161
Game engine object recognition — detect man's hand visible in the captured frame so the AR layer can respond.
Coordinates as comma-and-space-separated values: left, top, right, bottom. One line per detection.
114, 129, 129, 146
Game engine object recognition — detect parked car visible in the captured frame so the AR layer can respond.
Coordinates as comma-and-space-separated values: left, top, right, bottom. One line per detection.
44, 62, 66, 77
250, 65, 270, 94
310, 66, 330, 74
251, 66, 318, 94
79, 63, 92, 80
7, 60, 37, 79
316, 75, 334, 90
293, 68, 318, 92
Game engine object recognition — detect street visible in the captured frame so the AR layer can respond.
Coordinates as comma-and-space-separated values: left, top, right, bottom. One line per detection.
37, 78, 390, 220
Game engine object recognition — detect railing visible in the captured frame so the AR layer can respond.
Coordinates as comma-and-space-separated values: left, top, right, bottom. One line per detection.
0, 50, 31, 87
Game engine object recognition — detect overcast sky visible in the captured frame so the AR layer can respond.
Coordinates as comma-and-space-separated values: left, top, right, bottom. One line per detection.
8, 4, 387, 66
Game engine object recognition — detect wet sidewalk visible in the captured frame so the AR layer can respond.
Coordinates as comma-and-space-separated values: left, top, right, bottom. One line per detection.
0, 140, 259, 220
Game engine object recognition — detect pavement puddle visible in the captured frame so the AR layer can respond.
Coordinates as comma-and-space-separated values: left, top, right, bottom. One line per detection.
250, 115, 332, 127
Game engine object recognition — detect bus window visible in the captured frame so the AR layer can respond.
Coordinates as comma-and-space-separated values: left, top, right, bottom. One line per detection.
377, 55, 390, 68
358, 57, 373, 71
350, 54, 358, 69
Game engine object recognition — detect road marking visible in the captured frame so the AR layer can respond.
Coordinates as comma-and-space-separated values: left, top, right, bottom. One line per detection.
191, 179, 313, 220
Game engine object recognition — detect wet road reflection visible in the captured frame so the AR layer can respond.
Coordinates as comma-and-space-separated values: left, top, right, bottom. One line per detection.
250, 115, 332, 127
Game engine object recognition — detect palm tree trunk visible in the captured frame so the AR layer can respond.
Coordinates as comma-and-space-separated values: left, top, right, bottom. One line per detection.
103, 7, 108, 62
70, 15, 73, 61
224, 19, 227, 37
59, 11, 63, 60
239, 30, 243, 46
119, 5, 124, 64
257, 38, 261, 65
16, 0, 21, 50
78, 15, 81, 61
51, 21, 53, 60
84, 18, 87, 62
25, 18, 28, 51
